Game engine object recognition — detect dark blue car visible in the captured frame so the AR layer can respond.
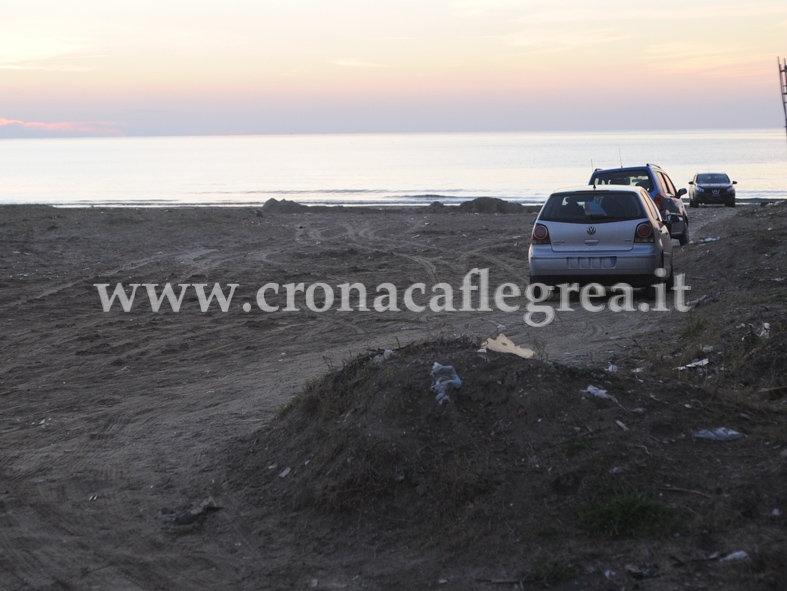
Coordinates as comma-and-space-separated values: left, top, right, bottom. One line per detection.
589, 164, 690, 246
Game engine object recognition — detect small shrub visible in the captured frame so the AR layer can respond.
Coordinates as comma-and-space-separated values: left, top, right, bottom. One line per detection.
580, 492, 682, 539
679, 315, 708, 339
530, 560, 577, 587
563, 437, 591, 457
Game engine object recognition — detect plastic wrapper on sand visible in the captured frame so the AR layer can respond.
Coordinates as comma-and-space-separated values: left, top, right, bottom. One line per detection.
430, 363, 462, 405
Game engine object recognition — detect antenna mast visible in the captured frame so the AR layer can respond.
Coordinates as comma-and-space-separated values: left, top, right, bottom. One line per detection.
779, 57, 787, 139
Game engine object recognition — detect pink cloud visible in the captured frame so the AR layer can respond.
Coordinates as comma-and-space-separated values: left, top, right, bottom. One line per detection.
0, 117, 123, 136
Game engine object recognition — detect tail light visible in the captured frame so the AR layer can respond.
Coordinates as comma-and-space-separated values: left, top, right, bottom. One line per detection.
634, 222, 655, 243
532, 224, 550, 244
653, 193, 663, 210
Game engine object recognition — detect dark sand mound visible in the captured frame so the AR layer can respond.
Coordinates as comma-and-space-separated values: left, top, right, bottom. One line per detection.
229, 338, 787, 588
262, 197, 309, 213
258, 195, 534, 215
458, 197, 527, 214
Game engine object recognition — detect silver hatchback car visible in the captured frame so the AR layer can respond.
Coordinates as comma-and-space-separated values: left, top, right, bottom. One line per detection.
528, 186, 674, 288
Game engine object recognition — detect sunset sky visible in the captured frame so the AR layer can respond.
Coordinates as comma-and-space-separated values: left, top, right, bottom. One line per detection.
1, 0, 786, 136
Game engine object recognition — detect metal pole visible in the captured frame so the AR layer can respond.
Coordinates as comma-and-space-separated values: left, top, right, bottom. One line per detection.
780, 57, 787, 139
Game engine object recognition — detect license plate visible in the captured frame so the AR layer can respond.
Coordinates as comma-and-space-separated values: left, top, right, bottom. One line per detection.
567, 257, 617, 269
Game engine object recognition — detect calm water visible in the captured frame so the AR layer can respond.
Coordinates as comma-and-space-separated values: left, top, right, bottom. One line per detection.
1, 130, 785, 207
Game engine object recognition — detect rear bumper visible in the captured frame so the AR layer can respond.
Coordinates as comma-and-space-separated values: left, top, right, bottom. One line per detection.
528, 248, 666, 287
528, 273, 660, 288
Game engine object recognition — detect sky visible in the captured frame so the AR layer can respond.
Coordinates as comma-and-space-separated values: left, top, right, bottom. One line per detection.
1, 0, 786, 136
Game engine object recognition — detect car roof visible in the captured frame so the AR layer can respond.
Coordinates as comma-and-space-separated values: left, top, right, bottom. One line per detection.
591, 164, 662, 174
551, 185, 648, 196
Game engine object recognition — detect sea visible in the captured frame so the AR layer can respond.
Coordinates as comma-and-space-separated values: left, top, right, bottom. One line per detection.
1, 129, 785, 207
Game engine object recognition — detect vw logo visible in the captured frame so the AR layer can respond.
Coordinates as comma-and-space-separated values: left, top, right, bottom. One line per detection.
586, 226, 596, 235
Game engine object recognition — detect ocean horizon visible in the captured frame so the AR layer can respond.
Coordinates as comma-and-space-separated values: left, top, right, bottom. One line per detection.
1, 129, 785, 207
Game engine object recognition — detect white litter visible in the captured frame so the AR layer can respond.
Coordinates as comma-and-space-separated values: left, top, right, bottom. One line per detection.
700, 237, 719, 243
607, 364, 619, 373
431, 363, 462, 405
373, 349, 395, 363
719, 550, 748, 562
694, 428, 744, 441
676, 358, 709, 370
583, 386, 638, 414
585, 385, 612, 399
481, 334, 534, 359
279, 467, 291, 478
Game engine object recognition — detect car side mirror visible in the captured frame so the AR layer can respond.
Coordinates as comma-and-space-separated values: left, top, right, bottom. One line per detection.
688, 181, 694, 185
733, 180, 737, 185
677, 188, 687, 197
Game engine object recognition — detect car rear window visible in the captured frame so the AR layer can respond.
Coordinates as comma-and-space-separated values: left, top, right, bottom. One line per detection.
539, 192, 645, 223
591, 171, 653, 192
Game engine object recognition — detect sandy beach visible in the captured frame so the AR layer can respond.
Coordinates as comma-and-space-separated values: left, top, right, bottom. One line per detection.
1, 202, 785, 590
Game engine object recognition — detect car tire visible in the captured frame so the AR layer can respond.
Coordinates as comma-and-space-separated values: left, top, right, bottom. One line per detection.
678, 221, 689, 246
644, 281, 669, 300
689, 197, 698, 209
645, 258, 673, 299
725, 197, 736, 208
